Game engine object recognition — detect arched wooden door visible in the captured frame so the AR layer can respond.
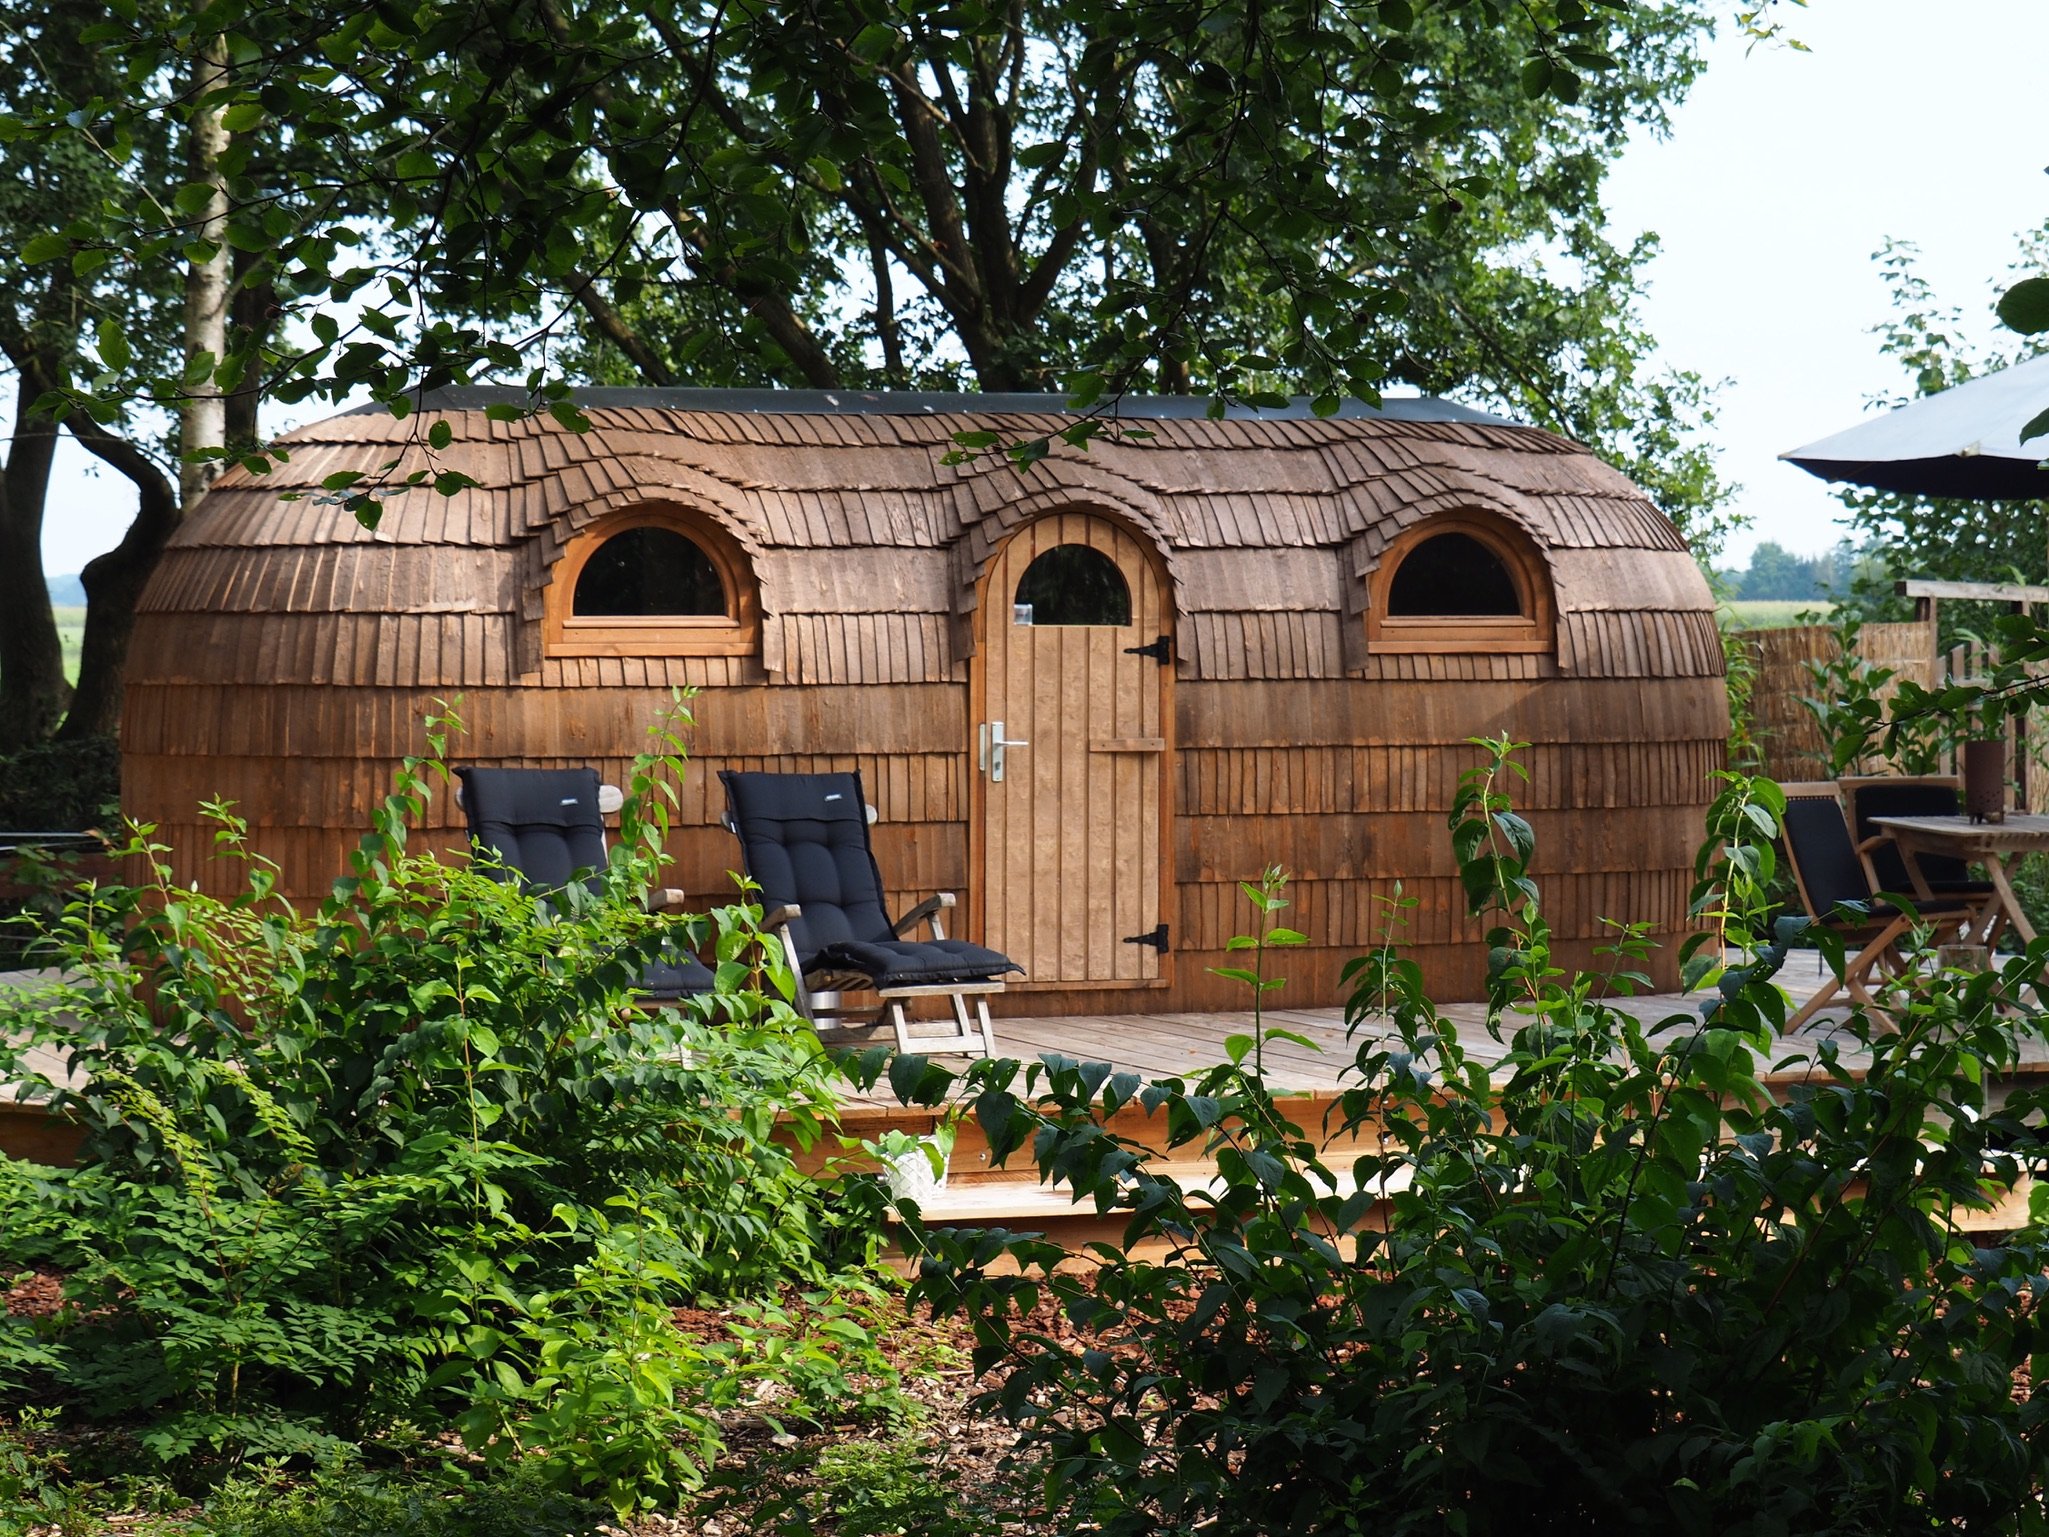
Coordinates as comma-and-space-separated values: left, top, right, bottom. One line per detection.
973, 513, 1172, 987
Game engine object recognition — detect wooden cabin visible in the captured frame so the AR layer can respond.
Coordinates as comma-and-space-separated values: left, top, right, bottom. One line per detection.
122, 390, 1725, 1011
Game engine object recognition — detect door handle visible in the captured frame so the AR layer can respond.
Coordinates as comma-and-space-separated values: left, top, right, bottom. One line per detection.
981, 720, 1030, 782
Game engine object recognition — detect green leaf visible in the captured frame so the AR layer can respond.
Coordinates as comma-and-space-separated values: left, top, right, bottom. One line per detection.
851, 21, 897, 58
220, 100, 264, 133
96, 318, 131, 372
2019, 405, 2049, 447
1997, 276, 2049, 336
173, 181, 218, 215
1263, 1027, 1322, 1054
20, 232, 68, 264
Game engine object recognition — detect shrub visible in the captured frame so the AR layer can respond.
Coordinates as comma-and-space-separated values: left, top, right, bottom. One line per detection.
0, 703, 899, 1513
0, 734, 120, 832
903, 740, 2049, 1534
196, 1455, 607, 1537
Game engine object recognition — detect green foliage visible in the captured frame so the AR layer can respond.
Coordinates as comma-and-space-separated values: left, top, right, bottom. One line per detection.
700, 1419, 993, 1537
0, 733, 119, 829
0, 704, 899, 1513
1838, 234, 2049, 637
0, 1408, 79, 1537
895, 739, 2049, 1534
1719, 619, 1764, 774
195, 1456, 606, 1537
1715, 539, 1862, 602
808, 1432, 981, 1537
8, 0, 1729, 541
1794, 609, 1943, 777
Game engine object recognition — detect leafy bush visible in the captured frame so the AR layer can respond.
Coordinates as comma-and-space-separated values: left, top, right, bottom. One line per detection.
0, 734, 120, 831
0, 704, 899, 1513
197, 1456, 607, 1537
903, 739, 2049, 1534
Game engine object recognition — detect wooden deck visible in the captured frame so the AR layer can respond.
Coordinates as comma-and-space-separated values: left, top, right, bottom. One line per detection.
837, 948, 2049, 1243
9, 953, 2046, 1240
846, 947, 2049, 1107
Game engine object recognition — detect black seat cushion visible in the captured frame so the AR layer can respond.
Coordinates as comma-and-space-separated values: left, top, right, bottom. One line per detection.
1783, 794, 1874, 915
1849, 781, 1997, 897
722, 770, 896, 956
458, 766, 608, 895
458, 765, 711, 999
814, 937, 1022, 988
638, 948, 718, 999
722, 769, 1023, 984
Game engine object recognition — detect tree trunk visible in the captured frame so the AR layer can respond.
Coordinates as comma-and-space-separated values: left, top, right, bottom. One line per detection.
0, 360, 67, 752
55, 421, 179, 743
57, 35, 232, 745
181, 33, 231, 505
224, 258, 274, 454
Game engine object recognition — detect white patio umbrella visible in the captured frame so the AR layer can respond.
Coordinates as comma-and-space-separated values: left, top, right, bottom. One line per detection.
1781, 352, 2049, 500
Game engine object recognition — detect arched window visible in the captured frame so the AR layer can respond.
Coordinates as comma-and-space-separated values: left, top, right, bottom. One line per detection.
1013, 544, 1133, 626
1366, 514, 1553, 653
546, 507, 759, 657
572, 526, 728, 618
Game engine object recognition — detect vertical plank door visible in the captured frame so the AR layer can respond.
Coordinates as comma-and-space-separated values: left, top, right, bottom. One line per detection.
977, 513, 1169, 984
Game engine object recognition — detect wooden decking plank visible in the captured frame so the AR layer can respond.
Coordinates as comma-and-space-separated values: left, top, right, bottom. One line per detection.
991, 1013, 1196, 1076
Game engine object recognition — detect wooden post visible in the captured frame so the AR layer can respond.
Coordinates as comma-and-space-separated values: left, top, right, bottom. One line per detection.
2012, 600, 2029, 813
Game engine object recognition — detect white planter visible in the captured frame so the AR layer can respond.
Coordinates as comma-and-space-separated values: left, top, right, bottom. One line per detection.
882, 1136, 950, 1203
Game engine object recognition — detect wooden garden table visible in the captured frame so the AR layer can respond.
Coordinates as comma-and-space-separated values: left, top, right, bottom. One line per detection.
1867, 813, 2049, 944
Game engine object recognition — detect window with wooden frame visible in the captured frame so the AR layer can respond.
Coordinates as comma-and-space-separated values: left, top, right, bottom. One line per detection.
1365, 513, 1554, 653
545, 507, 760, 657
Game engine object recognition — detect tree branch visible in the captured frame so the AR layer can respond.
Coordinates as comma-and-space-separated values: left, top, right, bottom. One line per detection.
569, 271, 676, 385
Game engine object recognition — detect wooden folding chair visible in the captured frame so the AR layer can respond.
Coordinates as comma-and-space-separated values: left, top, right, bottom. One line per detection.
1779, 781, 1973, 1033
720, 770, 1019, 1056
1840, 774, 2003, 946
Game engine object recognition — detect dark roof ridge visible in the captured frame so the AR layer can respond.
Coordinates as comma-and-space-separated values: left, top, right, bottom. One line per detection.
341, 384, 1523, 428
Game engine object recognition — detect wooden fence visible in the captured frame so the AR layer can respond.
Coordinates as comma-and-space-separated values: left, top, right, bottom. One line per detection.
1741, 620, 2041, 809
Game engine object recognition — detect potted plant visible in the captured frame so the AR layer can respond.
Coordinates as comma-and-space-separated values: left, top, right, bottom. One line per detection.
1885, 665, 2012, 821
869, 1111, 960, 1205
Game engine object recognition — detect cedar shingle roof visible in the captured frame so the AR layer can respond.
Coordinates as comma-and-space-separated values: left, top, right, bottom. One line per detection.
145, 400, 1718, 686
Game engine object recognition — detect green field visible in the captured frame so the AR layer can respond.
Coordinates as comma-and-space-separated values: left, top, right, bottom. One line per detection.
1721, 599, 1835, 630
55, 605, 84, 684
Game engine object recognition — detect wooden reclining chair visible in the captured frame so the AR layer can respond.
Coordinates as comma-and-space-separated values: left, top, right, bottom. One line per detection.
455, 766, 714, 1002
719, 769, 1020, 1056
1840, 774, 2003, 945
1779, 781, 1973, 1033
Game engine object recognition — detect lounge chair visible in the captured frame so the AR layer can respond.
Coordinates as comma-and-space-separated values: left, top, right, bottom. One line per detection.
1841, 774, 2002, 943
719, 770, 1019, 1056
455, 766, 714, 1001
1778, 780, 1972, 1033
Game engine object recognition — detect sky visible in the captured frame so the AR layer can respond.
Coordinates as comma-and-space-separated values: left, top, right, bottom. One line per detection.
1602, 0, 2049, 567
32, 0, 2049, 577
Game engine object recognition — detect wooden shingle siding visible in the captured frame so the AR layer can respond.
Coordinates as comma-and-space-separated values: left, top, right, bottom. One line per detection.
124, 397, 1723, 1007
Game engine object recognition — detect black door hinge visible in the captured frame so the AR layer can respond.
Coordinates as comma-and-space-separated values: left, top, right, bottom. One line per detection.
1123, 633, 1172, 665
1122, 922, 1170, 953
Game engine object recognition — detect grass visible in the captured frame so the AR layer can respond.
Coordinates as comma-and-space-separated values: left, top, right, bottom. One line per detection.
54, 606, 83, 686
1720, 598, 1835, 629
